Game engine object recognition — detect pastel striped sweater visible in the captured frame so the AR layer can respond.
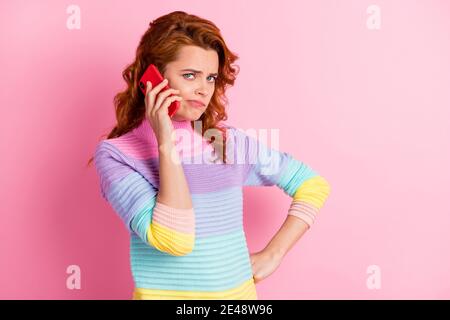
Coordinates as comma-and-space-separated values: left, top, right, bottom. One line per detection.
93, 118, 330, 300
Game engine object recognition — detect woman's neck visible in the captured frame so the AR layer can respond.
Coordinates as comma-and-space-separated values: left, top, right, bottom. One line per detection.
132, 117, 214, 159
133, 117, 194, 144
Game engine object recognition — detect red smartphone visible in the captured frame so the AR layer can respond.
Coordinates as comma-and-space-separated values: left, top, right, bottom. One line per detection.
139, 64, 180, 117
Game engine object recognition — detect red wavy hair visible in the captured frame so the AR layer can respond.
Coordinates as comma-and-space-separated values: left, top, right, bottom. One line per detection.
87, 10, 240, 166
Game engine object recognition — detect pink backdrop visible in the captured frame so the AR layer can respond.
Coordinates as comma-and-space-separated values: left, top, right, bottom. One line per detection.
1, 0, 449, 299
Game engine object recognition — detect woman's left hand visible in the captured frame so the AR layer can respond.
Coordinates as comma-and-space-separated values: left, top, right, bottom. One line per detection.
249, 249, 284, 284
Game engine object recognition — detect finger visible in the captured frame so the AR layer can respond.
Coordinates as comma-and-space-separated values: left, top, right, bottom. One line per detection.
145, 81, 154, 114
156, 96, 182, 120
146, 80, 153, 93
147, 78, 167, 112
156, 95, 182, 116
151, 78, 169, 96
154, 88, 181, 110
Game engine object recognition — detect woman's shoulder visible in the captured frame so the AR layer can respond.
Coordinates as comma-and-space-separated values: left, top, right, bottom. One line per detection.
94, 136, 126, 156
221, 124, 254, 143
220, 123, 244, 138
94, 130, 162, 166
93, 133, 139, 165
93, 139, 125, 165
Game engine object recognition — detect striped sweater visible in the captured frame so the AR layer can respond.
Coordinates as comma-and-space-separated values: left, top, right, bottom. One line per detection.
93, 117, 330, 300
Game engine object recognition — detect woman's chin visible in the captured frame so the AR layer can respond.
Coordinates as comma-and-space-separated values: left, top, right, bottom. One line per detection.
171, 112, 190, 121
172, 110, 204, 122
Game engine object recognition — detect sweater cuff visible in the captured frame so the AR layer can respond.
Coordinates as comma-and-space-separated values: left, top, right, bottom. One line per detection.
287, 200, 319, 228
152, 201, 195, 234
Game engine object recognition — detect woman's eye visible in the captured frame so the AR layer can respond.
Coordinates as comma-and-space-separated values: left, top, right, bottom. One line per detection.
182, 73, 217, 83
183, 73, 195, 80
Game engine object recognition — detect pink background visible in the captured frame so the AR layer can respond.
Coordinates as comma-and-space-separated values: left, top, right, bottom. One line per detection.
1, 0, 449, 299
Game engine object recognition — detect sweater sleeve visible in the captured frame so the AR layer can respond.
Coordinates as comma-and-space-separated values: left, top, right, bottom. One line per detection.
229, 127, 331, 219
93, 141, 195, 256
287, 175, 330, 228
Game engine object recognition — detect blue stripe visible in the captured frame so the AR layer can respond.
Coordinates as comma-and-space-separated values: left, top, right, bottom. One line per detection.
130, 230, 254, 291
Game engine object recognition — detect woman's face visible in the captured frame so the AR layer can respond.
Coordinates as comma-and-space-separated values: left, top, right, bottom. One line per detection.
163, 45, 219, 122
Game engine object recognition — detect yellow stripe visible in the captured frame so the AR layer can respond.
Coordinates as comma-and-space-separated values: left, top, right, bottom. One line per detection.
147, 221, 195, 256
293, 175, 331, 209
133, 278, 257, 300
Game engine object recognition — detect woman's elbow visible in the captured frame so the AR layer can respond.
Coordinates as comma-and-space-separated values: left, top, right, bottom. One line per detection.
147, 221, 196, 256
293, 175, 331, 209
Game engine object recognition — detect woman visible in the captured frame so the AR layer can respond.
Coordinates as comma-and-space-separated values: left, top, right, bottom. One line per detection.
88, 11, 330, 300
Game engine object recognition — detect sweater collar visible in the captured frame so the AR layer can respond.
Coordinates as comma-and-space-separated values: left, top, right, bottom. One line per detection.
133, 117, 195, 146
132, 117, 215, 158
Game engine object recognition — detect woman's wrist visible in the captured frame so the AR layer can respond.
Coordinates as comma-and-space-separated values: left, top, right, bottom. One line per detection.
158, 140, 175, 154
262, 244, 285, 262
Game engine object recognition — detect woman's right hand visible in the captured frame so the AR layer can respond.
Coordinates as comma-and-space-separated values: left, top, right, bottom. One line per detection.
144, 78, 183, 146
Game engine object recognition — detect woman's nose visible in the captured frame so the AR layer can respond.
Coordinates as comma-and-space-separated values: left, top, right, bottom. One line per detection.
197, 78, 211, 95
195, 86, 208, 96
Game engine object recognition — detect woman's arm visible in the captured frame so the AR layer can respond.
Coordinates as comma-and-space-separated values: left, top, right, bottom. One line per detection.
250, 176, 331, 283
264, 214, 310, 260
145, 79, 193, 210
94, 140, 195, 256
142, 142, 195, 256
157, 142, 193, 209
250, 215, 309, 284
141, 78, 195, 255
229, 126, 331, 281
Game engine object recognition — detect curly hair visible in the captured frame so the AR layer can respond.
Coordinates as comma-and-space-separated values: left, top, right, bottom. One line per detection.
87, 10, 240, 166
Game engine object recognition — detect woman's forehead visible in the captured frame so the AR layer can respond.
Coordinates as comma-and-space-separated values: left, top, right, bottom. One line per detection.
172, 45, 218, 69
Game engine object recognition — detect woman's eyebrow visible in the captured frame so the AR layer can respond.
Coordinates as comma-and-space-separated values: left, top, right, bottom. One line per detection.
180, 68, 218, 76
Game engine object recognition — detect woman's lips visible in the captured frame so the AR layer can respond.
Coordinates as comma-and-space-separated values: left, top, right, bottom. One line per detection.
187, 100, 206, 109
